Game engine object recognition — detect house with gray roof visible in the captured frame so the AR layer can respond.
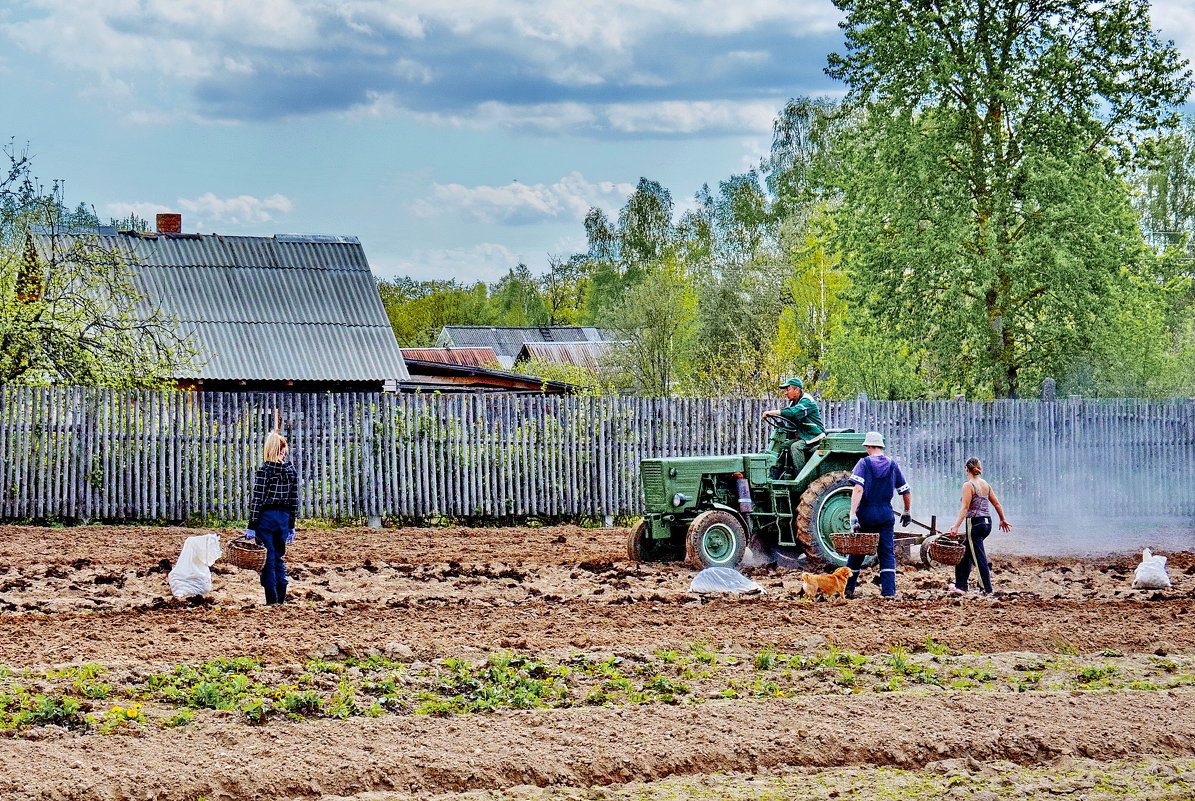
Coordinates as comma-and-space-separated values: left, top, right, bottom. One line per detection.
32, 214, 408, 392
436, 325, 615, 369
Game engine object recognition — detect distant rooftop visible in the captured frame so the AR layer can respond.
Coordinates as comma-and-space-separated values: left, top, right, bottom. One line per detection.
516, 341, 615, 372
437, 325, 615, 368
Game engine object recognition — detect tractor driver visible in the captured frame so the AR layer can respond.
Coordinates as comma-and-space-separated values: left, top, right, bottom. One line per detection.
761, 377, 825, 478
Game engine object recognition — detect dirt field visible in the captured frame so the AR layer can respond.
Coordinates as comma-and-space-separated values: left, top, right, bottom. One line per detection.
0, 523, 1193, 800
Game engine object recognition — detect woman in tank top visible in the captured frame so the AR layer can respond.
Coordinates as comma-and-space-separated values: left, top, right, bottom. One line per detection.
945, 457, 1011, 596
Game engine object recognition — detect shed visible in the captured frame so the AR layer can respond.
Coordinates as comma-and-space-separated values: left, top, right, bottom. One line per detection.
436, 325, 615, 369
31, 217, 408, 392
514, 341, 614, 372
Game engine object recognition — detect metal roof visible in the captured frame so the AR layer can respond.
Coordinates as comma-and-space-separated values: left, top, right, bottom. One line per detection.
31, 231, 408, 382
436, 326, 615, 368
400, 347, 501, 368
515, 341, 614, 371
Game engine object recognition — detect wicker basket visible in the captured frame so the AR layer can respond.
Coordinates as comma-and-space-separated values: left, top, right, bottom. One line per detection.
225, 539, 266, 572
927, 536, 966, 566
831, 532, 879, 556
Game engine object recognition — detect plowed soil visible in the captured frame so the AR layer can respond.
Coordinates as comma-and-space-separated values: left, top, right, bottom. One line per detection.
1, 523, 1193, 800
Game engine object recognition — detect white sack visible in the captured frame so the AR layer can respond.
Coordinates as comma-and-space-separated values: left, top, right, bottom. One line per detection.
1132, 548, 1171, 590
689, 566, 764, 595
168, 533, 222, 598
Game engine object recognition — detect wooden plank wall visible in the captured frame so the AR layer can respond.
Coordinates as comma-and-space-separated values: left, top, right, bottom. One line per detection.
0, 387, 1193, 523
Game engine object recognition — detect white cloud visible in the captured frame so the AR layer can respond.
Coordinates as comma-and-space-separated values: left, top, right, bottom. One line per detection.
8, 0, 1187, 137
412, 172, 634, 225
178, 193, 293, 226
603, 100, 779, 135
105, 193, 293, 230
1152, 0, 1195, 68
410, 99, 780, 137
387, 242, 526, 283
0, 0, 838, 133
737, 137, 770, 172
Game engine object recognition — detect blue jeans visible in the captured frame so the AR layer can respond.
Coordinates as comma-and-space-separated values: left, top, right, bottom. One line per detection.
846, 512, 897, 597
257, 509, 289, 604
955, 517, 993, 593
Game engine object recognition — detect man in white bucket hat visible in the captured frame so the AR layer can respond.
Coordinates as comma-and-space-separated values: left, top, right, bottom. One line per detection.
845, 431, 912, 599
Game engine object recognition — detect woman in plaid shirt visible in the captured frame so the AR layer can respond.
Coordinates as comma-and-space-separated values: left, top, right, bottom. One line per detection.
244, 432, 299, 605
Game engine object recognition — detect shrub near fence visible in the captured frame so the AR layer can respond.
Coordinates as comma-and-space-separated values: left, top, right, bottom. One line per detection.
0, 386, 1193, 524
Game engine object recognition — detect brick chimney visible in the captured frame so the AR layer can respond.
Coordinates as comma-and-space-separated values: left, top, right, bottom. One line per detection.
156, 213, 182, 234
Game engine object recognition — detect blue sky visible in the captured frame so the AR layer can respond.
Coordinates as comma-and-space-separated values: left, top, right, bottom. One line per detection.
1, 1, 1192, 284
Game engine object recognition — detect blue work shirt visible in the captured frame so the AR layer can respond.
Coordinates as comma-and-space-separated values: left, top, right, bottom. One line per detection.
850, 454, 910, 521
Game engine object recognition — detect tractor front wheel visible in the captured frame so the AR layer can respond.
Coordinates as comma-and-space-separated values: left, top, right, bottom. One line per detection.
795, 471, 876, 568
685, 511, 746, 570
627, 519, 648, 562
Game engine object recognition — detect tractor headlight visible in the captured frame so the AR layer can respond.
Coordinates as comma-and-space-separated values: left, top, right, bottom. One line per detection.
672, 493, 689, 507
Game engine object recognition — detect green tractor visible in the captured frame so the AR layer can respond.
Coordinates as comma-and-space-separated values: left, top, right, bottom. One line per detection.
628, 417, 874, 569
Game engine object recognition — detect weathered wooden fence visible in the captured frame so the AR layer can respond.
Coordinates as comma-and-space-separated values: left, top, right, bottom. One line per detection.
1, 387, 1193, 523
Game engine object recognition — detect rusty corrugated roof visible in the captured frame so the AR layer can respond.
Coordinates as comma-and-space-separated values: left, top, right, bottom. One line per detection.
400, 347, 501, 368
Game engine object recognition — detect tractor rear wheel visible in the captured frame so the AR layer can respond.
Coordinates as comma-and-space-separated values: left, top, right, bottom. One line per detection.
685, 510, 746, 570
795, 471, 876, 568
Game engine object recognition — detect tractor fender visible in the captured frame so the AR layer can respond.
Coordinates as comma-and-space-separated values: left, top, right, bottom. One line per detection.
709, 502, 751, 535
794, 448, 843, 485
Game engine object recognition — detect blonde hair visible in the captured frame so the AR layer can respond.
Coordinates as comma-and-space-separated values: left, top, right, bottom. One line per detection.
965, 457, 982, 476
264, 431, 288, 463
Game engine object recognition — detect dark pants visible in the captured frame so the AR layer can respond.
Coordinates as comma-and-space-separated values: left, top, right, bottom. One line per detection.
846, 512, 897, 597
257, 508, 289, 604
955, 517, 992, 593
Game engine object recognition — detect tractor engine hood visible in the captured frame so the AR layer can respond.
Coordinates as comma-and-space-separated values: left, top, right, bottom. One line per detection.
640, 455, 751, 514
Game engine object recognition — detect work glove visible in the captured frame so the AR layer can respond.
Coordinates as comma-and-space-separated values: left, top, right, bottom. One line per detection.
243, 529, 255, 541
849, 515, 859, 533
284, 529, 296, 545
900, 513, 911, 528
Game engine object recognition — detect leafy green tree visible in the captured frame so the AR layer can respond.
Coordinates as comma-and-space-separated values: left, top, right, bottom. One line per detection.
682, 173, 791, 395
538, 254, 588, 325
377, 277, 494, 346
821, 321, 932, 400
617, 178, 677, 272
1134, 117, 1195, 257
514, 356, 626, 396
599, 259, 697, 397
773, 210, 849, 390
0, 146, 196, 387
763, 97, 848, 223
826, 0, 1192, 398
581, 179, 680, 324
492, 263, 548, 326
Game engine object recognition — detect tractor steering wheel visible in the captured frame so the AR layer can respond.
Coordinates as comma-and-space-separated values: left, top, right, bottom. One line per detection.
764, 414, 797, 431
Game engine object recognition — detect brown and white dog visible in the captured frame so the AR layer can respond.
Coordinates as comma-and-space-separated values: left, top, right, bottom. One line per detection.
799, 566, 853, 602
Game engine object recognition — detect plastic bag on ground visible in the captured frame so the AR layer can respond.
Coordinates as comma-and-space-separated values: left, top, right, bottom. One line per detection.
168, 533, 222, 598
1132, 548, 1171, 589
689, 566, 764, 595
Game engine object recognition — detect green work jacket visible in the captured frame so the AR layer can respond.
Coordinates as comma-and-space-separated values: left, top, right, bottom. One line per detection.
779, 395, 825, 441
